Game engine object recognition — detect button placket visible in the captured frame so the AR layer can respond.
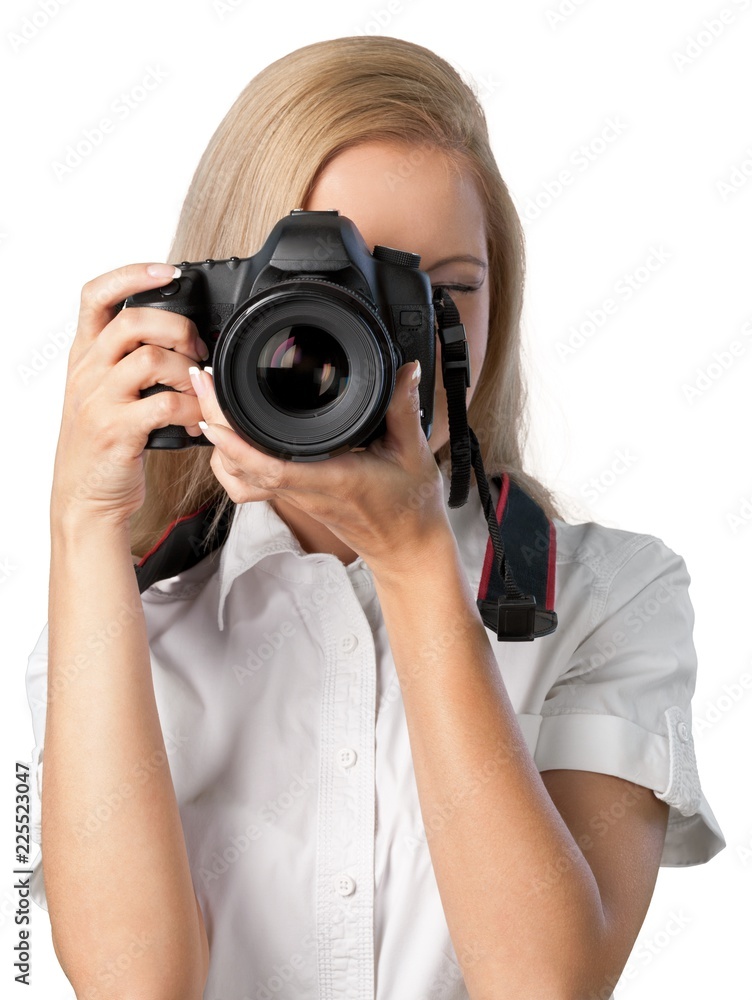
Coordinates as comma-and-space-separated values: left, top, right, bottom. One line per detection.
314, 567, 375, 998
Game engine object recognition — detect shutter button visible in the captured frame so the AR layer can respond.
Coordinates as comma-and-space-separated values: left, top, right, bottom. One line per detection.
677, 722, 690, 742
337, 747, 357, 769
335, 874, 356, 896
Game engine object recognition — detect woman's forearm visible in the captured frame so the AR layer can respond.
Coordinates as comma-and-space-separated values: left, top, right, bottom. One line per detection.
44, 513, 208, 1000
371, 529, 607, 1000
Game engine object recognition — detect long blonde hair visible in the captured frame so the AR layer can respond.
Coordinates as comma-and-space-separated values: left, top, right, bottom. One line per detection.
130, 35, 563, 558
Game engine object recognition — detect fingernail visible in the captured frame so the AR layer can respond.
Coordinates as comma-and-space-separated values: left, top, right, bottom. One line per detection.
146, 263, 182, 279
196, 339, 210, 361
198, 420, 217, 441
412, 360, 422, 383
204, 366, 214, 376
188, 365, 207, 398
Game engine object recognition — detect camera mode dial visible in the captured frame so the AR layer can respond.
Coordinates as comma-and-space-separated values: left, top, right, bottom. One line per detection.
372, 245, 421, 269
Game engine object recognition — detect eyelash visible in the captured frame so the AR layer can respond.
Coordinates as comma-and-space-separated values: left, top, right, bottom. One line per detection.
432, 283, 480, 295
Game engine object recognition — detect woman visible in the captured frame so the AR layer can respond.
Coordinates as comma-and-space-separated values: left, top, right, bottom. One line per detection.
26, 35, 725, 1000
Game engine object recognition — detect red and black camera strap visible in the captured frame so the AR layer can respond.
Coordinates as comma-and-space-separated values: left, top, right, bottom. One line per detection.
433, 289, 557, 640
132, 469, 557, 641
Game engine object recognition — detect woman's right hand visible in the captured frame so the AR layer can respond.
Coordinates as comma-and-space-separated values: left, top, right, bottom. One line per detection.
50, 262, 211, 528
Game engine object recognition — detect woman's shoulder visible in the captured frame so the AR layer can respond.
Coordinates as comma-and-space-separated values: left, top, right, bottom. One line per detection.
552, 516, 685, 580
549, 517, 694, 626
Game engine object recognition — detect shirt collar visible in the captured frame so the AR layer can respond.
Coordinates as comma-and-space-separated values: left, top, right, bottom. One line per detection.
215, 468, 483, 632
217, 500, 301, 631
217, 499, 378, 631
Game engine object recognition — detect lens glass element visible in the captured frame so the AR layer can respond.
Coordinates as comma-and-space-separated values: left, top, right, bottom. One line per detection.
257, 325, 350, 413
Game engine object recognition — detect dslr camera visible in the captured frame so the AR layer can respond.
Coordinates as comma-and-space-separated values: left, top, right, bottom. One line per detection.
121, 209, 436, 460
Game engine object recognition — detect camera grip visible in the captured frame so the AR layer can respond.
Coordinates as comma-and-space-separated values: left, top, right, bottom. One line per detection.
139, 382, 211, 450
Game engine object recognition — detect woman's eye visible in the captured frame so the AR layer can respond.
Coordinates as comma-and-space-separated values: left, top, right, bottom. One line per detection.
432, 283, 479, 295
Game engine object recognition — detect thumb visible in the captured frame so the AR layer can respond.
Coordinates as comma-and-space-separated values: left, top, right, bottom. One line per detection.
383, 360, 423, 451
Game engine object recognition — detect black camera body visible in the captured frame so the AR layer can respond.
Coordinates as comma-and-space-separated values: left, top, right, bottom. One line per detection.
121, 209, 436, 460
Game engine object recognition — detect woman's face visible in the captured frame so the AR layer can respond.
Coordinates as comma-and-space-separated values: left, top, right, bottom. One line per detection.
303, 140, 490, 455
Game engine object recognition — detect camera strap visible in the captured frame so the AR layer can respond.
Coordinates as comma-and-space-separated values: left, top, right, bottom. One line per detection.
434, 289, 557, 640
133, 475, 557, 641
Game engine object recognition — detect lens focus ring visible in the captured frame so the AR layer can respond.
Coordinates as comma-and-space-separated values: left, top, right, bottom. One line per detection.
211, 279, 397, 460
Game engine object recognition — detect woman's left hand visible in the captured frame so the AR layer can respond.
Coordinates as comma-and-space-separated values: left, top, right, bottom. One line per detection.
187, 360, 454, 575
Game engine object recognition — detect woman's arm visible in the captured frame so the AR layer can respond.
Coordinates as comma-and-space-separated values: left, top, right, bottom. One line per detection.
189, 360, 668, 998
44, 512, 209, 1000
371, 528, 668, 1000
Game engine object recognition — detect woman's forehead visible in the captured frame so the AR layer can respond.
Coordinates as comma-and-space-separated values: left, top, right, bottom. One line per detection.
304, 141, 487, 264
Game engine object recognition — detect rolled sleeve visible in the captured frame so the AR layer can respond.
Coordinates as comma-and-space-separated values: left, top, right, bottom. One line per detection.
528, 534, 726, 866
25, 622, 49, 911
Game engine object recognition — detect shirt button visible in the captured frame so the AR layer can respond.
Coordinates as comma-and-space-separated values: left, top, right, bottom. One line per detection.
677, 721, 690, 742
335, 874, 356, 896
337, 747, 357, 769
340, 633, 359, 654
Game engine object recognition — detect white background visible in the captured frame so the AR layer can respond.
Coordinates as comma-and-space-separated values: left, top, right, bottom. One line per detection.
2, 0, 750, 996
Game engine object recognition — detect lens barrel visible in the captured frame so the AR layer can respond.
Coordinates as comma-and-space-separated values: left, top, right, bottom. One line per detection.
212, 280, 397, 460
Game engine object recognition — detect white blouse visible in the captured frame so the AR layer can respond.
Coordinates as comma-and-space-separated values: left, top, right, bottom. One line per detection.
25, 471, 725, 999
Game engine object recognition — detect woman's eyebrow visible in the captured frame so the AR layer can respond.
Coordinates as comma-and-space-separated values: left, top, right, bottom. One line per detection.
423, 253, 488, 271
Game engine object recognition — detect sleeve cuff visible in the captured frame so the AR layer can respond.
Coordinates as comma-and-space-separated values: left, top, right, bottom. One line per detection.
516, 707, 726, 867
29, 744, 48, 911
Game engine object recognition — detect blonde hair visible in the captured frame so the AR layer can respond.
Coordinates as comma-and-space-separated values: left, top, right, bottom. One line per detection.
130, 35, 563, 558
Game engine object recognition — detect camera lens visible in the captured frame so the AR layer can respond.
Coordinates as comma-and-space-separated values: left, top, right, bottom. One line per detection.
257, 325, 349, 413
213, 280, 396, 460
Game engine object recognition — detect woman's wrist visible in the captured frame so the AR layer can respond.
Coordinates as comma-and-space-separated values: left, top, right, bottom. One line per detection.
367, 516, 462, 593
51, 504, 133, 551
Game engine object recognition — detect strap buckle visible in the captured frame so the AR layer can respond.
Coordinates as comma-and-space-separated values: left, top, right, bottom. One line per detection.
478, 595, 537, 641
438, 323, 471, 389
